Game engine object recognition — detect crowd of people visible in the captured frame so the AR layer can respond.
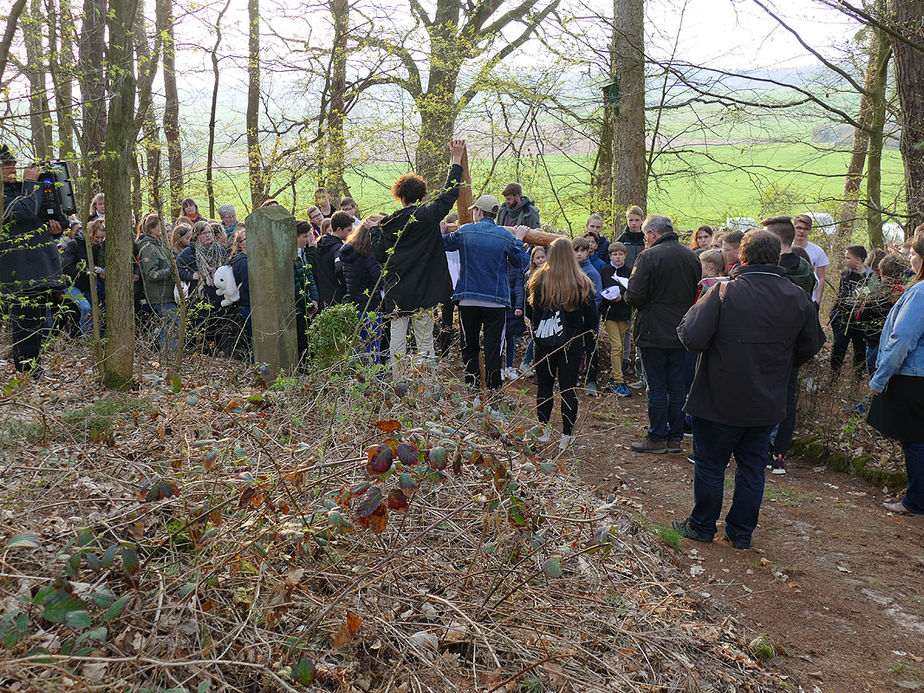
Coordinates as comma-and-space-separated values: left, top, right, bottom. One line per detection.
3, 139, 923, 541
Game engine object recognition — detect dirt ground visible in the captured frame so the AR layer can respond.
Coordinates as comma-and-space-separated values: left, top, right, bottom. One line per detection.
510, 381, 924, 693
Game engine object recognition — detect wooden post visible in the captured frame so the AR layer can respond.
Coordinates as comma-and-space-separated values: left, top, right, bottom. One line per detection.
245, 206, 298, 375
457, 145, 474, 225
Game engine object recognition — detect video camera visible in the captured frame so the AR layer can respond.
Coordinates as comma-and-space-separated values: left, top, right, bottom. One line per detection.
35, 160, 77, 224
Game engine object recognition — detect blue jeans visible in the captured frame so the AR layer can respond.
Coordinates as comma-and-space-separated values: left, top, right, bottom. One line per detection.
522, 338, 534, 367
900, 440, 924, 514
153, 302, 179, 352
640, 347, 687, 442
65, 287, 92, 335
865, 341, 878, 375
358, 310, 383, 365
770, 366, 799, 457
689, 417, 775, 547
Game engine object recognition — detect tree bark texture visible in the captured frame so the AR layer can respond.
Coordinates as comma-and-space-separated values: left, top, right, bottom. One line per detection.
46, 0, 76, 162
612, 0, 647, 213
101, 0, 140, 389
157, 0, 182, 220
865, 24, 891, 248
76, 0, 107, 192
888, 0, 924, 234
247, 0, 265, 208
592, 0, 618, 232
325, 0, 350, 200
24, 0, 53, 159
207, 0, 231, 218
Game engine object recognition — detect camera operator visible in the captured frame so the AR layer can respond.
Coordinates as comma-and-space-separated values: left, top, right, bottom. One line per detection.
1, 144, 65, 374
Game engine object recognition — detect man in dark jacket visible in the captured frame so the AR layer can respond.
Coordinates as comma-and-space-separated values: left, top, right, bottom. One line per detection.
762, 216, 816, 475
673, 230, 824, 549
625, 214, 701, 453
376, 139, 465, 365
496, 182, 540, 229
1, 145, 65, 374
314, 211, 352, 308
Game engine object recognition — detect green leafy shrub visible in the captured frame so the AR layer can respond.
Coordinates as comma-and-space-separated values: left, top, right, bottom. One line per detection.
306, 304, 359, 368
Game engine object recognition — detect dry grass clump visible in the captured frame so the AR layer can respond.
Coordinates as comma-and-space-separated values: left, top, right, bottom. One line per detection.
0, 344, 786, 692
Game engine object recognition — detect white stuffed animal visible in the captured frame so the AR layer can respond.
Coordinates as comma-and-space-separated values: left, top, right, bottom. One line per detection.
214, 265, 241, 307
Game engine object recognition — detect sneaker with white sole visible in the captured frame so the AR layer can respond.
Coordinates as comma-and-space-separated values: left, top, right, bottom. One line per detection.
628, 380, 645, 390
559, 434, 574, 451
769, 453, 786, 475
506, 367, 519, 380
586, 381, 598, 397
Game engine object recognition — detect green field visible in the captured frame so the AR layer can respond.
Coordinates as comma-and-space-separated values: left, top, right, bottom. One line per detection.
188, 141, 906, 238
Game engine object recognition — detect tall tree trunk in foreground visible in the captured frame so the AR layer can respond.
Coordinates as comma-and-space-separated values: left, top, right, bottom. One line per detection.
612, 0, 647, 212
101, 0, 140, 389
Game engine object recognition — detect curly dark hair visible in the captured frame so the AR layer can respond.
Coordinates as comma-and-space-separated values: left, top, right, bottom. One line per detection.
391, 174, 427, 205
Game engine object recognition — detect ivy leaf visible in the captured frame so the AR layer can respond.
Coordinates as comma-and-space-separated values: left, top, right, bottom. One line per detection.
4, 533, 41, 550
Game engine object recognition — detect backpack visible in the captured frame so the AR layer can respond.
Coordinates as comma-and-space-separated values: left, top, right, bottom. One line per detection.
533, 304, 567, 349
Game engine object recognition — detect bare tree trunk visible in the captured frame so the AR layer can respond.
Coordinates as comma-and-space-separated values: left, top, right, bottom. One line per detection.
0, 0, 28, 83
101, 0, 140, 389
592, 0, 617, 230
865, 24, 891, 248
888, 0, 924, 234
24, 0, 53, 159
206, 0, 231, 218
77, 0, 107, 192
142, 111, 162, 215
325, 0, 350, 200
612, 0, 647, 211
46, 0, 76, 162
247, 0, 265, 207
157, 0, 182, 220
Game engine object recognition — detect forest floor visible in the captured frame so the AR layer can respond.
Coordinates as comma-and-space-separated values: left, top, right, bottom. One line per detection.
510, 376, 924, 693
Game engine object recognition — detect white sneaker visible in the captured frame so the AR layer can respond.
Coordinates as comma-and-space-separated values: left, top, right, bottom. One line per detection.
559, 434, 574, 451
506, 367, 518, 380
519, 363, 533, 375
538, 427, 551, 443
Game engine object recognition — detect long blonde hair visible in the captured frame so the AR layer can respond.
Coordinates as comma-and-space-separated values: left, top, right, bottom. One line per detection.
527, 238, 594, 311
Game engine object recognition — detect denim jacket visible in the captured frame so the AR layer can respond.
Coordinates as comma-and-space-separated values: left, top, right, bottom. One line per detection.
443, 218, 528, 306
870, 281, 924, 392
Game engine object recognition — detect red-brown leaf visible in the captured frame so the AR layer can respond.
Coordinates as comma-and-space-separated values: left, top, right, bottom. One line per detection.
372, 419, 401, 433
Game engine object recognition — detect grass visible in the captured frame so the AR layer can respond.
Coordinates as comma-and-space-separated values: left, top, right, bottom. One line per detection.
653, 523, 683, 551
763, 484, 806, 507
184, 140, 906, 237
0, 394, 150, 445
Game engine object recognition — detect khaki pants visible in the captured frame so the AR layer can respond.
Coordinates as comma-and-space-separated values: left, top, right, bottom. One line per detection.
604, 319, 630, 383
390, 310, 436, 367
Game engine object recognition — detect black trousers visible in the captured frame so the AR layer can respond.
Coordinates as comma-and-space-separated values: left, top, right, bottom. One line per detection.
459, 305, 506, 390
7, 290, 52, 371
535, 342, 582, 435
831, 322, 865, 376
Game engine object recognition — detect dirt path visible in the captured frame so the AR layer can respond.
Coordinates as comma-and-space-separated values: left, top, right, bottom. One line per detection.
518, 385, 924, 692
